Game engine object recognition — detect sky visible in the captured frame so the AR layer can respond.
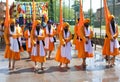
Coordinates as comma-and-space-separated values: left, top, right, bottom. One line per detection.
83, 0, 103, 12
2, 0, 103, 13
66, 0, 103, 12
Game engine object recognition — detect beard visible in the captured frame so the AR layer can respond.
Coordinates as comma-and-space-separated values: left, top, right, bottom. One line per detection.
10, 25, 15, 32
111, 21, 115, 34
64, 28, 68, 36
28, 27, 32, 32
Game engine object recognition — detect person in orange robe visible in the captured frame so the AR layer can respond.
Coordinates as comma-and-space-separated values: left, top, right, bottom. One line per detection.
55, 22, 72, 69
4, 22, 11, 70
44, 20, 56, 59
24, 24, 32, 58
31, 20, 46, 71
73, 18, 80, 50
102, 15, 119, 67
4, 19, 21, 70
77, 18, 93, 67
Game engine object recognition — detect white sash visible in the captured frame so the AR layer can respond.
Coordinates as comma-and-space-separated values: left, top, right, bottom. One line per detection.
9, 26, 19, 52
61, 31, 72, 60
110, 24, 119, 53
28, 30, 31, 48
44, 26, 54, 49
31, 29, 45, 56
84, 27, 93, 54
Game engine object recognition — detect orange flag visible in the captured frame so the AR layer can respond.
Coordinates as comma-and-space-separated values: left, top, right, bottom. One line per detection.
32, 0, 36, 28
77, 0, 84, 35
58, 0, 63, 32
4, 0, 10, 28
103, 0, 111, 25
78, 0, 84, 29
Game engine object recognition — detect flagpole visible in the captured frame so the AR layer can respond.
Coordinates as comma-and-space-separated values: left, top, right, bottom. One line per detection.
4, 0, 10, 28
59, 0, 63, 31
100, 0, 102, 38
32, 0, 36, 29
69, 0, 70, 20
90, 0, 92, 26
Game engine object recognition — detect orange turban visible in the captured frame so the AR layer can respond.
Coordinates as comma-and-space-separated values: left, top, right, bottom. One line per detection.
76, 18, 80, 23
9, 19, 15, 24
34, 20, 41, 27
63, 22, 69, 28
84, 18, 90, 24
109, 15, 115, 21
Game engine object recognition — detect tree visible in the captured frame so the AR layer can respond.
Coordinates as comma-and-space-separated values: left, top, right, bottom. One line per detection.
48, 0, 54, 21
88, 9, 93, 18
72, 0, 79, 20
87, 9, 94, 25
72, 0, 79, 13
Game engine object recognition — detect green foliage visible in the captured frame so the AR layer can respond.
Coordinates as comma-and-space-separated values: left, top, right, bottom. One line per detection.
72, 0, 79, 13
50, 0, 74, 23
118, 15, 120, 25
63, 6, 74, 20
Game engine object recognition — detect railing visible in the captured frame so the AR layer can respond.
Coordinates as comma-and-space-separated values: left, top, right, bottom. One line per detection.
0, 35, 5, 49
92, 33, 105, 50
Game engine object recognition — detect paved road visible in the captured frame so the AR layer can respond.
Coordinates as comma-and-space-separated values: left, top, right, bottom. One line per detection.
1, 43, 120, 82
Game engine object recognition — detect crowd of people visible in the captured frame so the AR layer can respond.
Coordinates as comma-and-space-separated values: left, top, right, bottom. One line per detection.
2, 15, 119, 72
2, 0, 120, 73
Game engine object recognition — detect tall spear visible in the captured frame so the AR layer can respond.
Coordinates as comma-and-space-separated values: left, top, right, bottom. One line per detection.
4, 0, 10, 28
59, 0, 63, 31
103, 0, 111, 26
78, 0, 84, 29
32, 0, 36, 28
77, 0, 84, 35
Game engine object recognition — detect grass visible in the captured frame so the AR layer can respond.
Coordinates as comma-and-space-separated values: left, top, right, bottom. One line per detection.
70, 25, 120, 35
70, 24, 120, 41
94, 25, 120, 30
69, 25, 106, 34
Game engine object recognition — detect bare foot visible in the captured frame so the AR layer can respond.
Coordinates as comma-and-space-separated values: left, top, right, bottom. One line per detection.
110, 63, 115, 67
9, 67, 12, 70
48, 56, 51, 59
33, 68, 38, 72
8, 66, 11, 70
40, 66, 46, 70
65, 66, 70, 69
82, 63, 87, 66
59, 64, 62, 68
11, 65, 15, 70
74, 65, 81, 69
